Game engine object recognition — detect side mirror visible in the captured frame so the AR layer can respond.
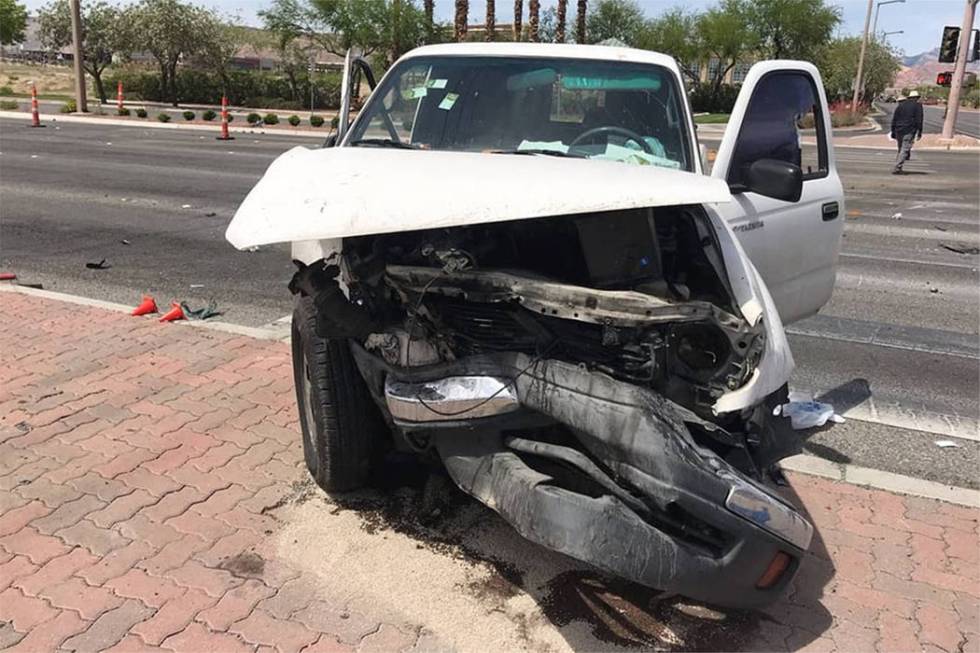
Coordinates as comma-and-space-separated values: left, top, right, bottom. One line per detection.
323, 134, 337, 148
740, 158, 803, 203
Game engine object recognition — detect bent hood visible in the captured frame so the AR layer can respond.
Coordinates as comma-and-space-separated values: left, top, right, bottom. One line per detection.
225, 147, 731, 249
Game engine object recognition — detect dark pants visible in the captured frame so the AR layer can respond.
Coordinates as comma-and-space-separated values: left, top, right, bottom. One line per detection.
893, 132, 915, 172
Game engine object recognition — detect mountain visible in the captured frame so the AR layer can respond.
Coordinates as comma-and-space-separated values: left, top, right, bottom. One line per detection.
894, 47, 979, 89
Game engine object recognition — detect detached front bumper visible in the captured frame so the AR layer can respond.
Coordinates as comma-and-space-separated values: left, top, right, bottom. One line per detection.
353, 346, 811, 609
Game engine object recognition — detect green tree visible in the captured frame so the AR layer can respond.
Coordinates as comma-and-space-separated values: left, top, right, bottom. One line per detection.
697, 0, 755, 92
192, 21, 245, 92
575, 0, 586, 44
127, 0, 223, 106
586, 0, 644, 45
37, 0, 128, 103
636, 8, 701, 81
816, 36, 900, 103
0, 0, 28, 50
745, 0, 840, 60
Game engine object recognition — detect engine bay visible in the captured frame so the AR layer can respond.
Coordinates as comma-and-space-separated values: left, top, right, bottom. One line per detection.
295, 204, 766, 418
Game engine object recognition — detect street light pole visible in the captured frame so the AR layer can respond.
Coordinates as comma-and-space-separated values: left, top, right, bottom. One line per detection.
852, 0, 874, 112
873, 0, 905, 41
942, 0, 978, 139
68, 0, 87, 112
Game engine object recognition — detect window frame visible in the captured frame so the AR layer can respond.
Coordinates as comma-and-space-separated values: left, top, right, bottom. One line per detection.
725, 69, 830, 190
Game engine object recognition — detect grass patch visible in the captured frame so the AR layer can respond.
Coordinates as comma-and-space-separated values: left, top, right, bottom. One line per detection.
694, 113, 730, 124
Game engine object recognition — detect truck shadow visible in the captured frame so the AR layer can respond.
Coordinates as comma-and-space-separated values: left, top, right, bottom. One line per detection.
327, 454, 836, 651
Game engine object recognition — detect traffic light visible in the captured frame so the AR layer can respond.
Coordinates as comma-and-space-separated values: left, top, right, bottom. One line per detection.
939, 26, 960, 63
937, 72, 953, 87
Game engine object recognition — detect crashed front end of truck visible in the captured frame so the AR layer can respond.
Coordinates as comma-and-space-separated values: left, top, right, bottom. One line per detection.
227, 147, 811, 609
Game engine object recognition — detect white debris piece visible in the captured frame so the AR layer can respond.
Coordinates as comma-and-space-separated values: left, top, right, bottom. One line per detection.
777, 392, 845, 430
181, 204, 192, 208
934, 440, 960, 448
891, 212, 903, 219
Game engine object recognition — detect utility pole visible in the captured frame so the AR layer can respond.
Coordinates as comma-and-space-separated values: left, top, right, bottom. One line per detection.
852, 0, 874, 112
942, 0, 978, 139
68, 0, 87, 112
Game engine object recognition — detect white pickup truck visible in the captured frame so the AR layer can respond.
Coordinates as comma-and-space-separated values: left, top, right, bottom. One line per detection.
227, 42, 844, 609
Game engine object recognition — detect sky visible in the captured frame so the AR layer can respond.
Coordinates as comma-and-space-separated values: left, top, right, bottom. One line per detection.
21, 0, 973, 58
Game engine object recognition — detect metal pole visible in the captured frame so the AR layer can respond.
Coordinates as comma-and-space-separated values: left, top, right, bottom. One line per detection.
852, 0, 875, 112
873, 3, 881, 40
68, 0, 87, 112
942, 0, 978, 139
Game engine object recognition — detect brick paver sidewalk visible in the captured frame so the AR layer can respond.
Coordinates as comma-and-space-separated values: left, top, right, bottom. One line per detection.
0, 290, 977, 652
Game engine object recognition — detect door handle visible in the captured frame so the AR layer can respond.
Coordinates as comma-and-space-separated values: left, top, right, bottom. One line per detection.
821, 202, 840, 221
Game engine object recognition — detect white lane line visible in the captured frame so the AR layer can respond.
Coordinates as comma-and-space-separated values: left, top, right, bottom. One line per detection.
780, 454, 980, 507
840, 252, 979, 271
788, 386, 980, 442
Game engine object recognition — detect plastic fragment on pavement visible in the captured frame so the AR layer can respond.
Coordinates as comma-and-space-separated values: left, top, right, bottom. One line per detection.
777, 392, 845, 430
935, 440, 960, 448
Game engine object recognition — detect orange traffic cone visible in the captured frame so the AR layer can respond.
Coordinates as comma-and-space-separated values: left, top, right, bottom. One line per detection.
159, 302, 185, 322
131, 295, 157, 316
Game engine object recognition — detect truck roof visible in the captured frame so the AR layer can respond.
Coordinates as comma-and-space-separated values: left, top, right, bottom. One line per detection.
399, 42, 681, 74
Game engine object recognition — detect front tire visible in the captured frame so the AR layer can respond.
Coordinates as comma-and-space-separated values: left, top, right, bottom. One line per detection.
291, 296, 385, 491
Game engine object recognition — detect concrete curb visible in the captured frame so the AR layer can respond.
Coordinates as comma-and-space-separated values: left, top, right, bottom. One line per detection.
3, 281, 977, 507
780, 454, 980, 508
0, 110, 329, 139
0, 282, 290, 342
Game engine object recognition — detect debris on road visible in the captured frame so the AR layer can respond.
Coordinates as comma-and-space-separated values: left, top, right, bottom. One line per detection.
934, 225, 948, 232
131, 295, 157, 316
85, 258, 111, 270
890, 212, 902, 219
120, 239, 131, 245
180, 299, 219, 320
0, 272, 16, 281
934, 440, 960, 448
940, 242, 980, 255
774, 392, 845, 430
243, 245, 261, 252
205, 211, 217, 217
159, 301, 186, 322
181, 204, 192, 209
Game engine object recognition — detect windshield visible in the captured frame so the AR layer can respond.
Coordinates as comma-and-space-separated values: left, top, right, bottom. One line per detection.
347, 55, 693, 171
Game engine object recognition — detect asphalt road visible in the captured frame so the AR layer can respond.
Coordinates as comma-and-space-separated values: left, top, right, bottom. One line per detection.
2, 117, 978, 490
877, 101, 980, 138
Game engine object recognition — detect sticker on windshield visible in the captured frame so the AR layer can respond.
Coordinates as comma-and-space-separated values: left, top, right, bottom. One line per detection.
438, 92, 459, 111
402, 87, 428, 100
426, 79, 448, 89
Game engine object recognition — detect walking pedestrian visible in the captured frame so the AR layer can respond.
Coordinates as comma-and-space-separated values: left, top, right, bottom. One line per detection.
890, 90, 923, 174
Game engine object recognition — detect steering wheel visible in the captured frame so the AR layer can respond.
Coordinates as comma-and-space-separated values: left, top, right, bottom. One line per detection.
569, 126, 654, 154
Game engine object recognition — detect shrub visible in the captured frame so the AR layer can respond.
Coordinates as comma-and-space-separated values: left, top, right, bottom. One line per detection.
246, 112, 262, 124
689, 83, 740, 114
202, 109, 217, 121
102, 69, 343, 110
157, 112, 171, 122
7, 75, 18, 81
182, 110, 195, 121
288, 114, 300, 126
226, 113, 234, 122
330, 115, 339, 129
117, 107, 130, 116
0, 85, 13, 96
0, 100, 19, 110
263, 113, 279, 125
309, 114, 325, 127
61, 99, 77, 113
136, 107, 147, 118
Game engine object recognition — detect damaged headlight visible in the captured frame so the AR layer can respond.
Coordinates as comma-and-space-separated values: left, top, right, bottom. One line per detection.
724, 482, 813, 551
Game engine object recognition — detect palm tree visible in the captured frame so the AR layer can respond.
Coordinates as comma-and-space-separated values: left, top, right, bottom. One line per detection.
454, 0, 468, 41
555, 0, 567, 42
485, 0, 495, 41
528, 0, 539, 41
423, 0, 434, 37
513, 0, 523, 41
575, 0, 587, 43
